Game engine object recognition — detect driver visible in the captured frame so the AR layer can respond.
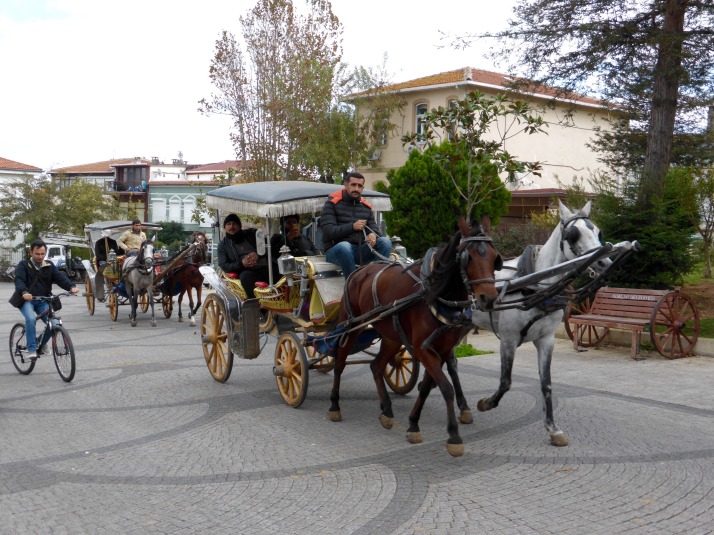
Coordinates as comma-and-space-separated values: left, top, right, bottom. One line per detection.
217, 214, 270, 299
117, 219, 146, 257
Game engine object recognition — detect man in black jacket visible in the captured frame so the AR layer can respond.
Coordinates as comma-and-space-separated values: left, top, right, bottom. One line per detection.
15, 239, 79, 360
217, 214, 270, 299
319, 172, 391, 276
270, 214, 320, 257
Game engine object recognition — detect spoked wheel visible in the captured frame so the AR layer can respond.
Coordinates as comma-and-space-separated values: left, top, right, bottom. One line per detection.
52, 326, 76, 382
564, 296, 608, 347
385, 347, 420, 395
274, 332, 309, 408
650, 292, 700, 359
162, 294, 173, 318
201, 294, 233, 382
9, 323, 35, 375
85, 274, 95, 315
259, 309, 275, 333
140, 291, 149, 313
309, 344, 334, 374
108, 288, 119, 321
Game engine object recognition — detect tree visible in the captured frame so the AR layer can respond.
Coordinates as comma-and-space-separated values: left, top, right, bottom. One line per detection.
455, 0, 714, 210
401, 90, 545, 218
199, 0, 342, 182
156, 221, 189, 248
686, 167, 714, 277
0, 174, 121, 244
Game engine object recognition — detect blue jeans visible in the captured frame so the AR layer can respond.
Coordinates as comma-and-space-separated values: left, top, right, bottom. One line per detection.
325, 237, 392, 277
20, 300, 49, 353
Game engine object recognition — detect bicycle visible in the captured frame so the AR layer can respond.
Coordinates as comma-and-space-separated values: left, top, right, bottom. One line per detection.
9, 292, 76, 382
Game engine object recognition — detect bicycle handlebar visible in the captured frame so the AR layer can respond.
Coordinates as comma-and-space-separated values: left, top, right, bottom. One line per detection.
31, 292, 75, 301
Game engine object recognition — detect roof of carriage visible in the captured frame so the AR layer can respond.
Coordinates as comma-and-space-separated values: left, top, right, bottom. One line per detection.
205, 180, 392, 218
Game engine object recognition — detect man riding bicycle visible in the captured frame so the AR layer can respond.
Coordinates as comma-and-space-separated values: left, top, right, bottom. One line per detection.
14, 239, 79, 361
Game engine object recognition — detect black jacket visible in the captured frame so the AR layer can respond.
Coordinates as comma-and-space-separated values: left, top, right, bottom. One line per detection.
319, 189, 382, 251
14, 259, 76, 297
270, 232, 320, 257
217, 229, 268, 275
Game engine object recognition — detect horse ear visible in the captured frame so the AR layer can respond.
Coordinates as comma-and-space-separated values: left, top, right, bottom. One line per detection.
480, 214, 491, 235
581, 200, 592, 217
558, 200, 572, 221
457, 215, 471, 236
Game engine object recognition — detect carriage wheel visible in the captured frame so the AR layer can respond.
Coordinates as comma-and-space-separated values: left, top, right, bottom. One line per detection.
162, 294, 173, 318
108, 289, 119, 322
274, 332, 309, 408
385, 347, 420, 395
200, 294, 233, 382
140, 291, 149, 313
564, 296, 608, 347
85, 274, 95, 315
259, 309, 275, 333
307, 344, 334, 374
650, 292, 700, 359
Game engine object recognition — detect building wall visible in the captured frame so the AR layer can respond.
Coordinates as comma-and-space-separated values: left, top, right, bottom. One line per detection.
148, 184, 217, 230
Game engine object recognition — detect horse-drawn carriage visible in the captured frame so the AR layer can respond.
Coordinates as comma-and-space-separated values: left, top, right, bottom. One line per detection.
82, 221, 164, 321
199, 181, 419, 407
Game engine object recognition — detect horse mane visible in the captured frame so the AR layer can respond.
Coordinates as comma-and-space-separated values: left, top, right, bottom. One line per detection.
424, 229, 467, 306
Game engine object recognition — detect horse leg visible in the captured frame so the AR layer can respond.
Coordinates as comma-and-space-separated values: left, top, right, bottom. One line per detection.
406, 372, 436, 444
186, 287, 196, 327
149, 284, 156, 327
419, 352, 463, 457
189, 281, 202, 327
177, 290, 184, 323
445, 352, 473, 424
477, 338, 517, 412
328, 343, 351, 422
534, 335, 568, 446
370, 339, 401, 430
129, 284, 138, 327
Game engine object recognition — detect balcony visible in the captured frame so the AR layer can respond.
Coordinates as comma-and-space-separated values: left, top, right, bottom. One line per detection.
109, 180, 147, 193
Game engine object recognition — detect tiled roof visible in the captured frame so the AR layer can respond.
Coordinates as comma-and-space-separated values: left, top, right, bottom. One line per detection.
55, 158, 149, 174
187, 160, 245, 174
0, 157, 42, 172
353, 67, 603, 107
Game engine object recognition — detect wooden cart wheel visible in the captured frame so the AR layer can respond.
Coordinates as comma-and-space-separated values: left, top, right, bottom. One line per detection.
385, 347, 420, 395
108, 288, 119, 321
564, 296, 609, 347
140, 291, 149, 313
274, 332, 309, 408
85, 274, 95, 315
308, 344, 334, 374
162, 294, 173, 318
259, 309, 275, 333
650, 291, 699, 359
200, 294, 233, 382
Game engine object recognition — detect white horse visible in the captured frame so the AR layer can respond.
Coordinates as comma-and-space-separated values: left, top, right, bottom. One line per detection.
471, 200, 610, 447
122, 241, 157, 328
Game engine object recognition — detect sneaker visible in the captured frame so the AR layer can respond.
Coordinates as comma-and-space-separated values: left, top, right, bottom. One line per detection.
25, 351, 38, 361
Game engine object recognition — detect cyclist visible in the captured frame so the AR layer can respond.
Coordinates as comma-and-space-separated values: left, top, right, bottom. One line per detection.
14, 239, 79, 361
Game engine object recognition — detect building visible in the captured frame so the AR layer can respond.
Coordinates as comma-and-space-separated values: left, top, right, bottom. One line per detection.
352, 67, 615, 222
0, 157, 43, 264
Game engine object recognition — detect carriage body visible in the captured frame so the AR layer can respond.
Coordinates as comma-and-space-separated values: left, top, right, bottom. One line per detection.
82, 221, 164, 320
199, 181, 419, 406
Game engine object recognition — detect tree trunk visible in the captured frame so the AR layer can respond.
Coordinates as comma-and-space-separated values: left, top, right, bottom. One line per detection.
640, 0, 689, 208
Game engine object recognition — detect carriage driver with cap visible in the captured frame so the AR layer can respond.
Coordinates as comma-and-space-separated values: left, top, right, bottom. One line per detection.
116, 219, 147, 257
217, 214, 270, 299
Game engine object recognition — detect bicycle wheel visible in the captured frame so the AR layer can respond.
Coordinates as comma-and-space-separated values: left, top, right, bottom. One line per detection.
9, 323, 35, 375
52, 325, 76, 382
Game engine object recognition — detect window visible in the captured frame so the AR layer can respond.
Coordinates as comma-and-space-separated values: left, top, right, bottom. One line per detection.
151, 199, 166, 222
183, 196, 196, 224
169, 196, 181, 221
415, 103, 428, 142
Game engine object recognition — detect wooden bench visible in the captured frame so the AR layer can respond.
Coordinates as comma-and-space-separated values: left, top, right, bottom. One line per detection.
567, 287, 699, 359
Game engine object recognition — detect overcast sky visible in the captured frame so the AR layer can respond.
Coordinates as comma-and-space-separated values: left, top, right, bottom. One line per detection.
0, 0, 517, 171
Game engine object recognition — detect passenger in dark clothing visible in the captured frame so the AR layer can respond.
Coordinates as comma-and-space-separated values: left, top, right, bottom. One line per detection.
217, 214, 270, 299
270, 214, 320, 257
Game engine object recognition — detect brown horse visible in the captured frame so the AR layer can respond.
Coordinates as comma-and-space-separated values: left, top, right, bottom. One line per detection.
328, 216, 502, 457
163, 241, 207, 326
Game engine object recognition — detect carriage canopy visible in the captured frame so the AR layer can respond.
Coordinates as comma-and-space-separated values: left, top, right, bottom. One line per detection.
205, 181, 392, 218
84, 221, 164, 248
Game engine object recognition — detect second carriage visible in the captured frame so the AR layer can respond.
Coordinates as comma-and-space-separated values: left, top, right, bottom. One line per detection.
199, 181, 419, 407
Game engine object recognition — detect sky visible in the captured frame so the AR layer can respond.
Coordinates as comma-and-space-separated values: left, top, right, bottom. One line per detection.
0, 0, 517, 171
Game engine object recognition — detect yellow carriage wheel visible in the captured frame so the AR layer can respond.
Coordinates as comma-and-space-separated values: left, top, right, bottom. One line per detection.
162, 294, 173, 318
108, 288, 119, 322
385, 347, 420, 395
200, 294, 233, 383
85, 274, 95, 315
140, 291, 149, 313
274, 332, 309, 408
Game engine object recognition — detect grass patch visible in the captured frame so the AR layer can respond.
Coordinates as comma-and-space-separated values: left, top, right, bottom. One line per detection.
700, 318, 714, 339
454, 343, 493, 358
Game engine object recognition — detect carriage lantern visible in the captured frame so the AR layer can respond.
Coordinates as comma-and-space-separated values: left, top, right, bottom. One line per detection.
390, 235, 408, 260
108, 249, 117, 268
277, 245, 297, 276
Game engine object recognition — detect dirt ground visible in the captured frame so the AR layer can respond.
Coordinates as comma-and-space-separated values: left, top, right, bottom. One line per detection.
681, 281, 714, 319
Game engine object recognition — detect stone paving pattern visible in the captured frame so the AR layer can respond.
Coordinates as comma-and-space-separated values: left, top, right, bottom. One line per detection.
1, 282, 713, 534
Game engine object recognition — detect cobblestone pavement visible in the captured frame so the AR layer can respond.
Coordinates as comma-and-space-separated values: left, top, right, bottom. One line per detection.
1, 281, 713, 534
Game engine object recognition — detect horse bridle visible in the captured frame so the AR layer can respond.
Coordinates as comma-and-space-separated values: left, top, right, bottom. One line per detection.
560, 214, 602, 257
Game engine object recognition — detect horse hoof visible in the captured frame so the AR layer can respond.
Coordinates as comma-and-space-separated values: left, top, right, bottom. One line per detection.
550, 432, 569, 447
131, 321, 137, 327
328, 411, 342, 422
446, 442, 465, 457
379, 414, 393, 429
476, 399, 491, 412
178, 317, 183, 323
459, 410, 473, 424
151, 321, 157, 327
407, 431, 422, 444
190, 319, 196, 327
